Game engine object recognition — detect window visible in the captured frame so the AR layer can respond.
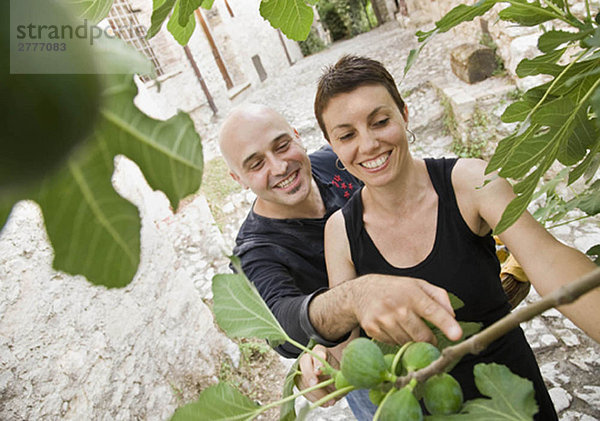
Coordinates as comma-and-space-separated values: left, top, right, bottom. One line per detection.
106, 0, 164, 82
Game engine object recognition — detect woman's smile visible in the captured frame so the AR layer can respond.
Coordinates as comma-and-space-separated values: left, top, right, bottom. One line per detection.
359, 151, 391, 171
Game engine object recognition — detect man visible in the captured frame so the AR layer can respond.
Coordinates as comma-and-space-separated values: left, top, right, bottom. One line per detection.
218, 104, 462, 410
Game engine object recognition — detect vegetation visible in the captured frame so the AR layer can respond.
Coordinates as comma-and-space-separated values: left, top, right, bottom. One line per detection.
298, 27, 327, 56
316, 0, 374, 41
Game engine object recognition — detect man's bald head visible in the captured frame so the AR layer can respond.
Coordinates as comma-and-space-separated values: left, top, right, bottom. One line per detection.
219, 103, 295, 173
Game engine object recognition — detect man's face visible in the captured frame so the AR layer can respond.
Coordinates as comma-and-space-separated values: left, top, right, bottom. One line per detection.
223, 111, 313, 210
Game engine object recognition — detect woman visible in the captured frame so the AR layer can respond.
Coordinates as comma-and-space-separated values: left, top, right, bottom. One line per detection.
313, 55, 599, 420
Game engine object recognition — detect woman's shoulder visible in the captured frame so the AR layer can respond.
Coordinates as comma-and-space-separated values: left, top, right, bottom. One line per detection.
325, 208, 345, 231
451, 158, 490, 192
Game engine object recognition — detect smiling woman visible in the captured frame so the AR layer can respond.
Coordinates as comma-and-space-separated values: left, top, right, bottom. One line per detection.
311, 55, 600, 421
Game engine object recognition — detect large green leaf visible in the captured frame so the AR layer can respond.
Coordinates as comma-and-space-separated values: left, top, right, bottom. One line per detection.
498, 1, 556, 26
538, 29, 592, 53
22, 75, 203, 288
167, 0, 197, 45
259, 0, 314, 41
427, 363, 538, 420
212, 271, 289, 347
35, 139, 141, 288
99, 76, 203, 210
171, 383, 260, 421
147, 0, 177, 39
65, 0, 113, 23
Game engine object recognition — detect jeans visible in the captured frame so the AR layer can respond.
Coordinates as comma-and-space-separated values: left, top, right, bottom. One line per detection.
346, 389, 377, 421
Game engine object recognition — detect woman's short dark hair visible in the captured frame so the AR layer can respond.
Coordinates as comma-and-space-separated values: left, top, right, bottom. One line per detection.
314, 55, 406, 140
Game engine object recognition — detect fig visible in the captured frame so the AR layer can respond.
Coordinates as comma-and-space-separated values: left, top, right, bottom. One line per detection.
334, 370, 351, 390
400, 342, 441, 372
379, 387, 423, 421
423, 373, 464, 415
340, 338, 387, 389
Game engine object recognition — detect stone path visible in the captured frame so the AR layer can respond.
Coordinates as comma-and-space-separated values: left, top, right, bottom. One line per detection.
197, 22, 600, 420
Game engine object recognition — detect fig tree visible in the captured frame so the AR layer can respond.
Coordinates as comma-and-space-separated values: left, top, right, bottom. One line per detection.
423, 373, 463, 415
340, 338, 387, 389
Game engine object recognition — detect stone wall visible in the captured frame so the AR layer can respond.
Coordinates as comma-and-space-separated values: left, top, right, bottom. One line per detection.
0, 157, 239, 420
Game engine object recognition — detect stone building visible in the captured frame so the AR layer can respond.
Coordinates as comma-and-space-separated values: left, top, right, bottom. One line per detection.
102, 0, 304, 126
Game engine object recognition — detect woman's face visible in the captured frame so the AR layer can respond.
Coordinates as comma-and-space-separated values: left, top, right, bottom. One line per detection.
321, 84, 409, 187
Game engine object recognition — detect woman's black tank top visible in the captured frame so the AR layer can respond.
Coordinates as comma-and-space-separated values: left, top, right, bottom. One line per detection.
341, 157, 557, 420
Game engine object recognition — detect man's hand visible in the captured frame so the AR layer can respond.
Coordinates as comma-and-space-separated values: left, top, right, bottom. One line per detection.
310, 275, 462, 345
355, 276, 462, 345
296, 345, 338, 407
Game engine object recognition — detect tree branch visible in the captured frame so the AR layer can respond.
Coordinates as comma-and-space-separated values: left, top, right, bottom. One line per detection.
395, 267, 600, 389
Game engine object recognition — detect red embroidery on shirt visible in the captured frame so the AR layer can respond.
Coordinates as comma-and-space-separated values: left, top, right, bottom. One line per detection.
331, 174, 353, 200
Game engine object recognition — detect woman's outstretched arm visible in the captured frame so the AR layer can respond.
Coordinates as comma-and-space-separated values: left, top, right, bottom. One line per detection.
453, 158, 600, 343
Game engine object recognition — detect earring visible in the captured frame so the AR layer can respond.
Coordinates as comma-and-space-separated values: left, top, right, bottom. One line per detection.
406, 128, 416, 144
335, 158, 346, 171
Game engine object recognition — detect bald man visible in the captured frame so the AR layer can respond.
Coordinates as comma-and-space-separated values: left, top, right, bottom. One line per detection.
219, 104, 461, 357
219, 104, 364, 357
